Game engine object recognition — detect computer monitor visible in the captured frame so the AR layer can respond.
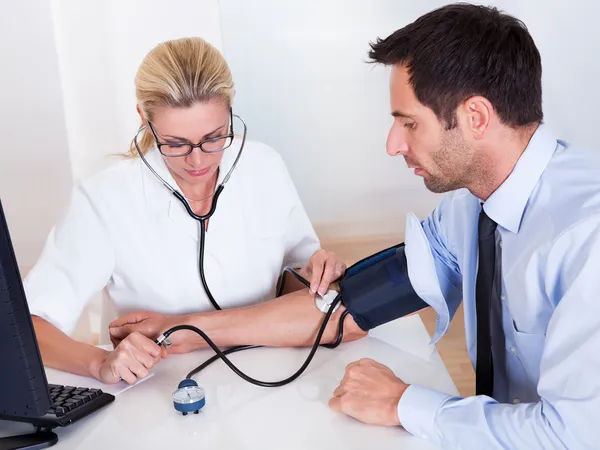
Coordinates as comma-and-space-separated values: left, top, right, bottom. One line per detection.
0, 201, 112, 450
0, 199, 52, 419
0, 199, 115, 449
0, 199, 60, 448
0, 200, 115, 449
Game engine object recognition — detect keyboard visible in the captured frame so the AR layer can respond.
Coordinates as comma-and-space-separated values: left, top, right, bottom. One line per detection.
7, 384, 115, 429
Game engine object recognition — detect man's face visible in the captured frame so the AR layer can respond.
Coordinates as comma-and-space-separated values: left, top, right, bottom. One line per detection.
386, 65, 477, 193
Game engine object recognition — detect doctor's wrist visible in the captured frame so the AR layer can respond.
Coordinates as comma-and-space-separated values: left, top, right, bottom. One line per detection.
88, 346, 110, 381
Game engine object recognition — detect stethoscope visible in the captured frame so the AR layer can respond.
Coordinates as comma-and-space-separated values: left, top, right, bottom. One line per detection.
133, 111, 247, 311
132, 111, 344, 415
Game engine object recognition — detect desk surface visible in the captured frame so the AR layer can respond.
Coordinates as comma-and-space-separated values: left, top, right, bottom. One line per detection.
1, 315, 457, 449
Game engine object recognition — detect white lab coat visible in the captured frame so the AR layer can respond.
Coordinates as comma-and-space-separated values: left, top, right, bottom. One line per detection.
24, 139, 320, 336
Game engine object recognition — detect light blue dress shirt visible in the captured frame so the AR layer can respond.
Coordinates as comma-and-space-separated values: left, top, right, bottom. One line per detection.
398, 123, 600, 449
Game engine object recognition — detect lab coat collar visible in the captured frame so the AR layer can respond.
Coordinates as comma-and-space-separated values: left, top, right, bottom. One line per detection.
141, 138, 240, 196
140, 138, 244, 242
482, 123, 558, 234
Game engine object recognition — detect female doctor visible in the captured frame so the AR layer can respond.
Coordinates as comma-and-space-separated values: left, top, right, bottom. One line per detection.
25, 37, 364, 385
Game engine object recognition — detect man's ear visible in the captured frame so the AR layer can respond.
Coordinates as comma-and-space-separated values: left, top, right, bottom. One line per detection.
460, 95, 493, 140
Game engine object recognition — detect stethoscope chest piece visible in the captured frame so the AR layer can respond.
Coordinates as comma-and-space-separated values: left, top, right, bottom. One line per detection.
172, 378, 206, 415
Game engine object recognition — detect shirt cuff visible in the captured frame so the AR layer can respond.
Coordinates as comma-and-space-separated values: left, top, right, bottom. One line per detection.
398, 384, 453, 445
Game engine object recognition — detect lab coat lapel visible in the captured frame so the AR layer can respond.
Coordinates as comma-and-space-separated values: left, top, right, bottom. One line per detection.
201, 140, 245, 279
141, 140, 245, 246
168, 198, 201, 242
141, 148, 199, 242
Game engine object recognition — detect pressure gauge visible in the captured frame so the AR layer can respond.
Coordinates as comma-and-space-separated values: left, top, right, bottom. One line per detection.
172, 379, 205, 415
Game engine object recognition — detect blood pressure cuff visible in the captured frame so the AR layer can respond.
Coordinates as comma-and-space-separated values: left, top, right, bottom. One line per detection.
339, 243, 428, 331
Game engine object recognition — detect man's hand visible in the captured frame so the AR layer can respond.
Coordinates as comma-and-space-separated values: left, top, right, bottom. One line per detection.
109, 311, 190, 353
302, 249, 347, 296
95, 332, 167, 385
329, 358, 409, 426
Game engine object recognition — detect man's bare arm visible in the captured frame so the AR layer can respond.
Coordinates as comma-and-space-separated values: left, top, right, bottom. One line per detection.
110, 286, 367, 353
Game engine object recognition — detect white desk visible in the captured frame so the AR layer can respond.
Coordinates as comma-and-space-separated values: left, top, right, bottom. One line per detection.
1, 315, 458, 449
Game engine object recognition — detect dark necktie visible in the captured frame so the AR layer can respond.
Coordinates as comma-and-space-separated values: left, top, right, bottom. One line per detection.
475, 207, 497, 397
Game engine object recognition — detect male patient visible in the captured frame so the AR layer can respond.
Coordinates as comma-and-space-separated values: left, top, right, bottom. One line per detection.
327, 4, 600, 449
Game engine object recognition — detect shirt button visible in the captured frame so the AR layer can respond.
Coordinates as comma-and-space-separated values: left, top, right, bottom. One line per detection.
501, 295, 506, 301
510, 346, 516, 354
513, 398, 520, 404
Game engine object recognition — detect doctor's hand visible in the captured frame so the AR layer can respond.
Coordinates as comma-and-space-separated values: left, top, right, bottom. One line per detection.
109, 311, 190, 354
96, 332, 167, 385
329, 358, 409, 427
302, 249, 347, 296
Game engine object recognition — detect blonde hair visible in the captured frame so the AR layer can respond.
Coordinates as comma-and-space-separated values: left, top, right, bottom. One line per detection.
127, 37, 235, 157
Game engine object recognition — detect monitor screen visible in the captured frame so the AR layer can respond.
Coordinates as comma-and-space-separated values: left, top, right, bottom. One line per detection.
0, 199, 51, 419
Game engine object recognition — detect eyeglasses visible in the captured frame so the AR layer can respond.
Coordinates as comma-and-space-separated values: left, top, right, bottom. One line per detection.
147, 108, 235, 157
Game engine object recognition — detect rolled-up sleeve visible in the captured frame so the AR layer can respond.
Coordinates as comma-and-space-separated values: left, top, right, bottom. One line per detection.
24, 183, 114, 336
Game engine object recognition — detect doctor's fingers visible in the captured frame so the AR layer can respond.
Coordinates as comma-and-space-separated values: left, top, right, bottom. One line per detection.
112, 359, 148, 385
113, 367, 136, 385
330, 260, 346, 284
309, 252, 327, 294
109, 350, 156, 385
131, 332, 163, 361
103, 352, 146, 385
118, 332, 163, 365
318, 258, 343, 296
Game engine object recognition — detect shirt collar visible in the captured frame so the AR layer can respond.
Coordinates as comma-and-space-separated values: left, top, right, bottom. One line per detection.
483, 123, 558, 233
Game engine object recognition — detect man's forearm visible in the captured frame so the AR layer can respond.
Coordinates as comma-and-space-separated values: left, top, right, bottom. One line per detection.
178, 288, 366, 352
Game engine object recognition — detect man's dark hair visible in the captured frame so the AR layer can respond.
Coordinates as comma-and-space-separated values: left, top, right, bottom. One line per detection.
368, 3, 543, 129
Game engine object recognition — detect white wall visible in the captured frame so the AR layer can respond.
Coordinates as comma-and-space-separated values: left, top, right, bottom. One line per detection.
0, 0, 225, 340
0, 0, 73, 269
3, 0, 600, 342
510, 0, 600, 150
4, 0, 600, 266
219, 0, 443, 240
1, 0, 224, 269
50, 0, 224, 180
219, 0, 600, 240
